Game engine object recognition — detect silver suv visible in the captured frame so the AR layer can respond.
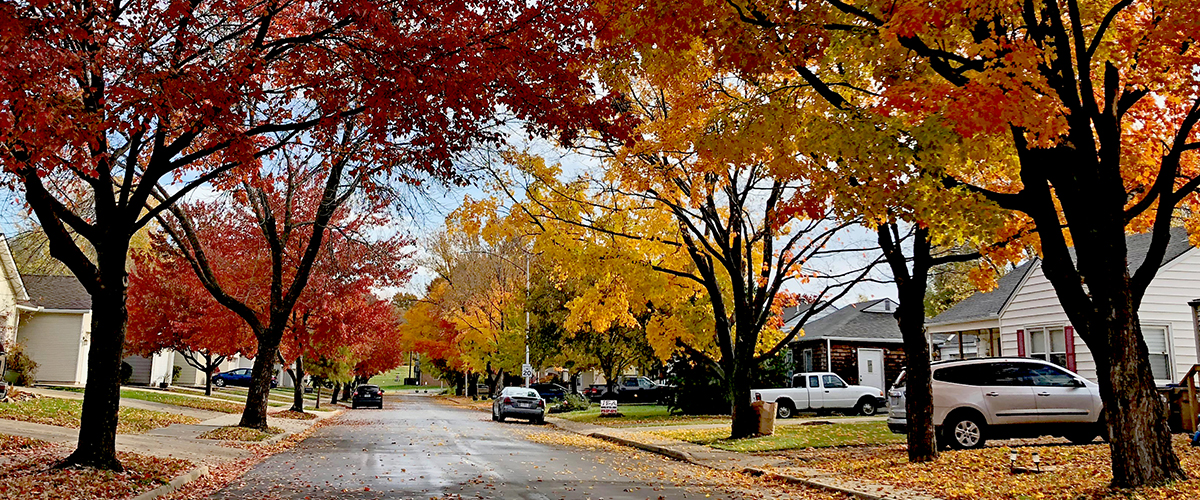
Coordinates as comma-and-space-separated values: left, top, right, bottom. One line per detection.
887, 358, 1104, 449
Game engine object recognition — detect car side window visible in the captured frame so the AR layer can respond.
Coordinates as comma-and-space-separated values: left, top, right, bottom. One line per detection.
985, 363, 1036, 386
822, 375, 847, 389
639, 379, 654, 389
624, 379, 638, 387
933, 365, 978, 385
1025, 364, 1077, 386
808, 375, 820, 388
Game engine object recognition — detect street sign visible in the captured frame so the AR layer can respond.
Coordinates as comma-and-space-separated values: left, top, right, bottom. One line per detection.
600, 399, 619, 416
521, 363, 534, 378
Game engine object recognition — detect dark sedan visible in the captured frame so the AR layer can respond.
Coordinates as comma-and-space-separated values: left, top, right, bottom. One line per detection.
352, 385, 385, 409
212, 368, 277, 388
529, 383, 568, 401
491, 386, 545, 424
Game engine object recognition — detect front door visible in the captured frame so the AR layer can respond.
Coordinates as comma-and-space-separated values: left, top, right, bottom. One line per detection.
857, 348, 885, 390
979, 362, 1039, 425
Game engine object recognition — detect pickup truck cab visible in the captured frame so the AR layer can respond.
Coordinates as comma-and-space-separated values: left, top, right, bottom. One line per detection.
752, 372, 887, 418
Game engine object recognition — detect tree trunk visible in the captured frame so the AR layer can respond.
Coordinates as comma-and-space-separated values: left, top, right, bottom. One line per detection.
203, 353, 214, 397
898, 314, 937, 462
59, 272, 129, 471
467, 371, 479, 398
238, 337, 280, 430
728, 356, 757, 439
1092, 292, 1185, 486
330, 383, 340, 405
290, 355, 305, 413
341, 379, 354, 401
315, 383, 321, 409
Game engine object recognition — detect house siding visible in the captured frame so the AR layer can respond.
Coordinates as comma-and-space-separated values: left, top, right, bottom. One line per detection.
16, 312, 87, 384
794, 340, 905, 390
999, 248, 1200, 384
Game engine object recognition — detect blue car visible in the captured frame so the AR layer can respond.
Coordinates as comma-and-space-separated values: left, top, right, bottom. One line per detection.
212, 368, 277, 388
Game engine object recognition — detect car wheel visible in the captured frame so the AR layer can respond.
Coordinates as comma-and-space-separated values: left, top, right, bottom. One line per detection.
497, 412, 506, 423
213, 378, 226, 387
946, 413, 986, 449
352, 402, 358, 409
856, 399, 877, 416
491, 410, 498, 422
534, 416, 545, 425
776, 402, 794, 419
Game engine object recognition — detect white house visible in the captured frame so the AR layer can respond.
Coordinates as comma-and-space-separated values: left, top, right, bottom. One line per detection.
15, 274, 93, 385
0, 234, 34, 380
928, 228, 1200, 386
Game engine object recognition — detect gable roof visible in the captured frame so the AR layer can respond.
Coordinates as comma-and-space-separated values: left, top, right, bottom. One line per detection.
789, 298, 902, 343
22, 275, 91, 311
927, 260, 1035, 327
929, 227, 1194, 327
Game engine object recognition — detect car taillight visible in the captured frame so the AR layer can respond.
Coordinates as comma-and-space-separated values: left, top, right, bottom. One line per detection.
538, 400, 545, 408
503, 397, 512, 404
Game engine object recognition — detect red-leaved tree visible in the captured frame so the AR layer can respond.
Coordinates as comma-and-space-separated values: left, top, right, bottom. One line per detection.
0, 0, 615, 469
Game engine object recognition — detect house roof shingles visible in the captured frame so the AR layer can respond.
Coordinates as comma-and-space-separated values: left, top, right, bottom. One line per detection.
790, 299, 902, 343
929, 227, 1194, 326
22, 275, 92, 311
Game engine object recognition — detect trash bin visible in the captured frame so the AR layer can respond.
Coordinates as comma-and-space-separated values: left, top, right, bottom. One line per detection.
752, 401, 776, 436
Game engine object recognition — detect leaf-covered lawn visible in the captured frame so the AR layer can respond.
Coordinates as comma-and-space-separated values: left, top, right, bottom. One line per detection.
552, 404, 728, 427
772, 436, 1200, 499
0, 434, 192, 500
119, 388, 246, 413
198, 426, 284, 441
0, 397, 199, 433
656, 421, 905, 451
0, 433, 50, 452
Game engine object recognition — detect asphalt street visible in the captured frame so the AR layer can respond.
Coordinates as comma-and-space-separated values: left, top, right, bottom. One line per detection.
208, 395, 835, 500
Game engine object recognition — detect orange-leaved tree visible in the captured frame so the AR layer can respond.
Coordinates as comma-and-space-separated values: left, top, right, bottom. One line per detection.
690, 0, 1200, 485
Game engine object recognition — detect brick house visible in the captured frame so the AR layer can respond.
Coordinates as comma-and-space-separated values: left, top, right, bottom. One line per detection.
787, 298, 906, 391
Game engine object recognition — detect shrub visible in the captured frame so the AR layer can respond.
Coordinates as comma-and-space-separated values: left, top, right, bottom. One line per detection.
551, 393, 591, 413
6, 343, 38, 386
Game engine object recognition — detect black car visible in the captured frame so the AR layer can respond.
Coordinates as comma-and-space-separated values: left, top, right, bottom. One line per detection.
352, 384, 384, 409
616, 377, 670, 403
529, 383, 568, 401
582, 384, 609, 401
212, 368, 278, 388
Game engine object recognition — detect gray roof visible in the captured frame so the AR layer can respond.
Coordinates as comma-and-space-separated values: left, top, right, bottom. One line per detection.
930, 227, 1194, 326
789, 299, 901, 343
22, 275, 91, 310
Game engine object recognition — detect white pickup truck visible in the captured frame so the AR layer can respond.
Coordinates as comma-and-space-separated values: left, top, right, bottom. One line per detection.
752, 372, 887, 418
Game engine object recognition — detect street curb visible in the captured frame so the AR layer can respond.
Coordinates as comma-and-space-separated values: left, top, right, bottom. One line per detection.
587, 432, 695, 463
131, 465, 209, 500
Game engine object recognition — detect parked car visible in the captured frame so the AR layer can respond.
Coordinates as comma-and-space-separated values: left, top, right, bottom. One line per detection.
616, 376, 670, 403
582, 384, 609, 401
352, 384, 385, 409
887, 357, 1104, 449
529, 383, 569, 401
492, 386, 546, 424
752, 372, 886, 418
212, 368, 277, 388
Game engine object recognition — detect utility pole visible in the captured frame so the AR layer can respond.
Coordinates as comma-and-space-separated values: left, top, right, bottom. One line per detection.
524, 251, 531, 388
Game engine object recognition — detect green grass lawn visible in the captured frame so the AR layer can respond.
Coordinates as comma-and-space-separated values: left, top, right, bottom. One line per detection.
0, 397, 199, 433
555, 404, 728, 427
119, 388, 247, 413
654, 421, 905, 452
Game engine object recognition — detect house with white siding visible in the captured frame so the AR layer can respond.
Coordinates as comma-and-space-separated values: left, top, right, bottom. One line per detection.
0, 235, 35, 381
15, 275, 92, 385
928, 228, 1200, 386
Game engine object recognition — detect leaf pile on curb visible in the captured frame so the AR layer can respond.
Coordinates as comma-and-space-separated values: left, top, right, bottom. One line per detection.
0, 434, 192, 500
198, 426, 285, 441
272, 410, 318, 420
773, 436, 1200, 499
0, 397, 200, 433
